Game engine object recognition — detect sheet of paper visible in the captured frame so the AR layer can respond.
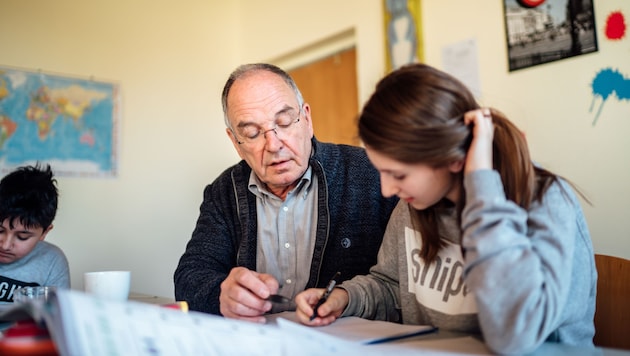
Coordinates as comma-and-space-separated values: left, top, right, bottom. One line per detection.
267, 312, 436, 345
442, 38, 482, 99
323, 317, 436, 344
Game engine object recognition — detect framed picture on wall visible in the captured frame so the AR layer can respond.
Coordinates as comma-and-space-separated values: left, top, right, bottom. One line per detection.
0, 65, 119, 177
503, 0, 598, 71
383, 0, 424, 73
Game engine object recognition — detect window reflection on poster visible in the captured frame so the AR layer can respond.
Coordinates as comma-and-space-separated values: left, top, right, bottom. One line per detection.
503, 0, 598, 71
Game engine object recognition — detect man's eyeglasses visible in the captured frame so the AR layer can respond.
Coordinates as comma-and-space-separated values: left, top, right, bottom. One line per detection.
233, 107, 302, 146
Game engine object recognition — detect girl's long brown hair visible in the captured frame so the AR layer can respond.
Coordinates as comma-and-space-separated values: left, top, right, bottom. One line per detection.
358, 63, 559, 264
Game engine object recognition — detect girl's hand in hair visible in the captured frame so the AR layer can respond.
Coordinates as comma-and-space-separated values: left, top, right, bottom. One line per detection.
464, 108, 494, 174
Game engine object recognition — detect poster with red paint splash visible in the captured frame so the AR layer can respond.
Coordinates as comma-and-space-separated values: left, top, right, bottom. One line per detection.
590, 10, 628, 126
503, 0, 598, 71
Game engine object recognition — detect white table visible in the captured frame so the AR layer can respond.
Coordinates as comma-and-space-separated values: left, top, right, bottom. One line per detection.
128, 292, 175, 305
266, 312, 630, 355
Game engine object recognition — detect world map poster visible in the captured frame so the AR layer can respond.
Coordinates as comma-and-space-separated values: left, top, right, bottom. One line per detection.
0, 66, 118, 177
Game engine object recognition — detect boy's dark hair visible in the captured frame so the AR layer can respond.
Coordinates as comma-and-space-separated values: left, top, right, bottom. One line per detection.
0, 163, 58, 231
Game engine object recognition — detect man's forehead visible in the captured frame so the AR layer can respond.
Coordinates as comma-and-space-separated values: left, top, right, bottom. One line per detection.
228, 73, 297, 122
230, 71, 292, 100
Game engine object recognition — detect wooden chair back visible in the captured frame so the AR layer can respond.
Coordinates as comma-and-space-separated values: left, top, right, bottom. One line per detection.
593, 254, 630, 350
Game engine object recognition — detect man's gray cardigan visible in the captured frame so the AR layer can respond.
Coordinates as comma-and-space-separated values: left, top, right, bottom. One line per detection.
174, 138, 398, 315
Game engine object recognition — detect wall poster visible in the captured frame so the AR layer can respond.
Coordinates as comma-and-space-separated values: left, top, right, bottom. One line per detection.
503, 0, 598, 71
590, 9, 629, 126
384, 0, 424, 73
0, 66, 119, 177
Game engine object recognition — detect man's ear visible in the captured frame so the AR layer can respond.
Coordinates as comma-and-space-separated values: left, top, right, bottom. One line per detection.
300, 103, 314, 139
449, 159, 465, 173
226, 128, 245, 160
39, 225, 53, 241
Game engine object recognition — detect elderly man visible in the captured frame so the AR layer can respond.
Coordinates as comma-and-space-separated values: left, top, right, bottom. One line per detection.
174, 63, 397, 323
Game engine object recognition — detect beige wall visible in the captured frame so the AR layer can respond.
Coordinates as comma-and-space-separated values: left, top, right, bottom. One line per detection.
0, 0, 627, 298
0, 0, 243, 298
421, 0, 630, 260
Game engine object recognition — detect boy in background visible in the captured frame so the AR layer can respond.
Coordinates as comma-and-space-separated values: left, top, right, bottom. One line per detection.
0, 164, 70, 303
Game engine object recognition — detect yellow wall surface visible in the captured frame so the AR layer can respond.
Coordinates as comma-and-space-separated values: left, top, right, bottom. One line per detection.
0, 0, 243, 297
0, 0, 628, 298
421, 0, 630, 259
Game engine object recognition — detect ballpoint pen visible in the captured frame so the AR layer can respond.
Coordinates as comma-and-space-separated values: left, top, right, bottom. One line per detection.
309, 271, 341, 321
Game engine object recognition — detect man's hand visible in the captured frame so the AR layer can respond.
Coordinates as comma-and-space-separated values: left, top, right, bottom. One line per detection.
219, 267, 280, 323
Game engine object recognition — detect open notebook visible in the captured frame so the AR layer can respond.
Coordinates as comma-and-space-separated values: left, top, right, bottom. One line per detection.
0, 289, 438, 356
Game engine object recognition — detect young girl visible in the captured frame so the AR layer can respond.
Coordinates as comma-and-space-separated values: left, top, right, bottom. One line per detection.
294, 64, 597, 354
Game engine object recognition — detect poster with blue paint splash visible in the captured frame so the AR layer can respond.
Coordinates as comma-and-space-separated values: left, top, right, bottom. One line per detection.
590, 10, 629, 126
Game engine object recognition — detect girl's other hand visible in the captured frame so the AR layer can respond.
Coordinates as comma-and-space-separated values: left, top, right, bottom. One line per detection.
464, 108, 494, 174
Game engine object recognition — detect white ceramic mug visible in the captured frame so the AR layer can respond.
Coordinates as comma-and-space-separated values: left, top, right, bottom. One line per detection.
83, 271, 131, 302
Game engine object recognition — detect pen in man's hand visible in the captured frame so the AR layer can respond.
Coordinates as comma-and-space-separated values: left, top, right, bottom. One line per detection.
309, 271, 341, 321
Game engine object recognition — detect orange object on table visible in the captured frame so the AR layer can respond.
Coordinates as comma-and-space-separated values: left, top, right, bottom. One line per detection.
0, 319, 58, 356
161, 301, 189, 312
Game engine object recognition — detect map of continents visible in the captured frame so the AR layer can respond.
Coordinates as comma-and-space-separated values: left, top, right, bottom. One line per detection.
0, 67, 117, 176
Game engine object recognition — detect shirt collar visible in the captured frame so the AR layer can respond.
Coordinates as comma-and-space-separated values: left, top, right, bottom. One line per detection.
248, 166, 313, 201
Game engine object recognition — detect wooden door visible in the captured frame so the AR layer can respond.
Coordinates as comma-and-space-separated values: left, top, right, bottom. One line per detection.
593, 254, 630, 350
289, 48, 360, 146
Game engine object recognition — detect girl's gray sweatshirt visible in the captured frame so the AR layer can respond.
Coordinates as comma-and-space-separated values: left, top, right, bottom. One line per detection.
341, 169, 596, 355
